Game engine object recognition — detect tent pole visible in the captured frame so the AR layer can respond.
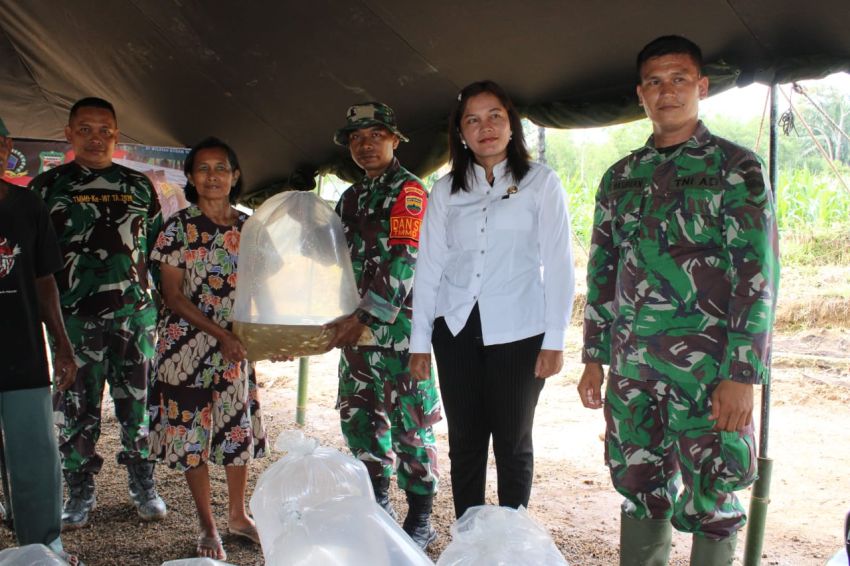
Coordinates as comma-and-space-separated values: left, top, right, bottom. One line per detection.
744, 82, 778, 566
296, 176, 325, 426
296, 357, 309, 425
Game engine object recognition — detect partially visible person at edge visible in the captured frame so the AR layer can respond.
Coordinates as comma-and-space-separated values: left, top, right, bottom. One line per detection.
147, 137, 266, 561
577, 35, 779, 566
0, 116, 80, 565
410, 80, 575, 520
28, 97, 167, 530
325, 102, 441, 549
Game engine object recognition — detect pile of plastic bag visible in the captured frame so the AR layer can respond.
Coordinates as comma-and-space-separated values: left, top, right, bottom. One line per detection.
249, 430, 433, 566
437, 505, 568, 566
0, 545, 67, 566
233, 191, 361, 360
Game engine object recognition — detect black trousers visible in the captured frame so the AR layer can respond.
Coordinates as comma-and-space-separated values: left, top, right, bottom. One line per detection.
432, 304, 545, 519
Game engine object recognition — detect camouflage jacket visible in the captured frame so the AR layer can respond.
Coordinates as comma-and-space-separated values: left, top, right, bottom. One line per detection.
31, 161, 163, 319
335, 158, 427, 351
582, 121, 779, 385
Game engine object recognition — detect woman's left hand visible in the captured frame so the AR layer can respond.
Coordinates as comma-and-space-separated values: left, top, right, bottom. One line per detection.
324, 313, 365, 349
535, 349, 564, 379
219, 331, 248, 363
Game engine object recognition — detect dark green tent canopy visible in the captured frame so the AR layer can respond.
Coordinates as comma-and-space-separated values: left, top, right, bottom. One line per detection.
1, 1, 848, 204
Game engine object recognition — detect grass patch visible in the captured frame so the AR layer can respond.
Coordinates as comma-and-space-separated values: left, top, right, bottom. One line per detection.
775, 295, 850, 330
780, 226, 850, 266
775, 264, 850, 329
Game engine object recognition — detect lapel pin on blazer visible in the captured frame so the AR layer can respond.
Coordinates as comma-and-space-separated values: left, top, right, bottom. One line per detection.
502, 185, 518, 200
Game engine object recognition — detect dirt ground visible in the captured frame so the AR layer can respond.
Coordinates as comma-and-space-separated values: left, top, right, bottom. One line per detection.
1, 275, 849, 565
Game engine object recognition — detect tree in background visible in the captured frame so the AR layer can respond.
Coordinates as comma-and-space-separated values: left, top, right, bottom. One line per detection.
790, 85, 849, 168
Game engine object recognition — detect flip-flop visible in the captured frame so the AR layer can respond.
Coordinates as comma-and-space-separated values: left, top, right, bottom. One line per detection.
228, 523, 260, 545
197, 533, 227, 561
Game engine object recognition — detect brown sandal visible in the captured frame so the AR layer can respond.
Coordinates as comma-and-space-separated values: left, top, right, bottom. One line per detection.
228, 523, 260, 545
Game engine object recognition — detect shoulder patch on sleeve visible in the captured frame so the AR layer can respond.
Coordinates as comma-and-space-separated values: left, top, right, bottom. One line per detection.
389, 181, 427, 247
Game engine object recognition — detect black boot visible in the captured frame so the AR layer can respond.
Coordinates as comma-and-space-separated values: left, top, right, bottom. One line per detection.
62, 471, 96, 531
126, 461, 167, 521
371, 476, 398, 521
403, 491, 437, 550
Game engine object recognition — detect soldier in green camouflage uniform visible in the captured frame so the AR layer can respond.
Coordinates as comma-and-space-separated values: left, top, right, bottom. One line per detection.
327, 102, 440, 549
577, 37, 779, 566
29, 97, 167, 529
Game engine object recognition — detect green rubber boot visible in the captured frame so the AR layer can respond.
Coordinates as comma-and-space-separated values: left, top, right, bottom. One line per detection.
619, 511, 672, 566
690, 532, 737, 566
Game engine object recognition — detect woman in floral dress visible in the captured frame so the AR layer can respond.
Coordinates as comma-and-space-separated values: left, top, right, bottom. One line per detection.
148, 137, 265, 561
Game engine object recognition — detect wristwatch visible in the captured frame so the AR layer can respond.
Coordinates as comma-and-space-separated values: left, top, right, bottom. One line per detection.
354, 308, 375, 325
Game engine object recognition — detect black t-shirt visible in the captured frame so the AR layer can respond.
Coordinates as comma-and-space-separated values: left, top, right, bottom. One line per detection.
656, 141, 687, 156
0, 181, 63, 391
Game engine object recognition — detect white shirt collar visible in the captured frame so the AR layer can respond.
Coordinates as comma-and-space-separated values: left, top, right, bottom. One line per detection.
471, 158, 509, 187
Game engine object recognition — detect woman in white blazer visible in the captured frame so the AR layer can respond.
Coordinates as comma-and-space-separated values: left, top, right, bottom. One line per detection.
410, 80, 575, 519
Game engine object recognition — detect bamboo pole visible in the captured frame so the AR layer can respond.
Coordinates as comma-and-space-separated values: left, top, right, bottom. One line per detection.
744, 82, 778, 566
295, 356, 309, 426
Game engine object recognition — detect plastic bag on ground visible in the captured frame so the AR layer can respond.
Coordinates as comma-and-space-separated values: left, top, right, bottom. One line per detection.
436, 505, 568, 566
0, 544, 67, 565
266, 496, 433, 566
250, 430, 433, 566
249, 431, 372, 558
161, 559, 235, 566
233, 191, 361, 360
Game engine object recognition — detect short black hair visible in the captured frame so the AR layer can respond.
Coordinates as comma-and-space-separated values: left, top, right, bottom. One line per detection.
69, 97, 117, 123
448, 80, 530, 194
636, 35, 703, 82
183, 136, 243, 204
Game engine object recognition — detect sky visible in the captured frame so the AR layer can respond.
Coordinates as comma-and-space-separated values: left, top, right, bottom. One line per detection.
702, 71, 850, 120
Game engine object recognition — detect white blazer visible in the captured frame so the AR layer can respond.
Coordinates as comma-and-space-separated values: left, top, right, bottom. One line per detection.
410, 159, 575, 352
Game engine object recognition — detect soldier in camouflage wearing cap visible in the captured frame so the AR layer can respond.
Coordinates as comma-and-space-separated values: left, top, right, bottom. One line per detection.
29, 97, 167, 529
327, 101, 440, 550
577, 36, 779, 566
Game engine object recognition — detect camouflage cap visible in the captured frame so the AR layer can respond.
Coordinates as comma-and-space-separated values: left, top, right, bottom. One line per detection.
334, 101, 409, 146
0, 116, 8, 137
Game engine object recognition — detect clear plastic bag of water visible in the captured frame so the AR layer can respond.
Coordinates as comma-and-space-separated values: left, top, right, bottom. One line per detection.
0, 544, 67, 566
436, 505, 567, 566
233, 191, 360, 360
250, 431, 433, 566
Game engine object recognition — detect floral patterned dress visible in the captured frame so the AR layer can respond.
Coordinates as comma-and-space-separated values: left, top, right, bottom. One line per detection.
148, 205, 266, 471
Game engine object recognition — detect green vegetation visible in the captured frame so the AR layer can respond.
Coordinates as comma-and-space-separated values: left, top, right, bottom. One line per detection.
775, 168, 850, 265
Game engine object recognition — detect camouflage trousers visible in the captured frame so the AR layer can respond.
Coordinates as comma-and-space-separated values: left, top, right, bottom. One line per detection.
338, 347, 441, 495
604, 373, 757, 539
53, 308, 156, 474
